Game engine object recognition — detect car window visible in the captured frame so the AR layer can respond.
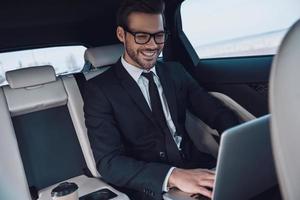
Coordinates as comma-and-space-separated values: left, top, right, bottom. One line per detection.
0, 46, 86, 86
181, 0, 300, 59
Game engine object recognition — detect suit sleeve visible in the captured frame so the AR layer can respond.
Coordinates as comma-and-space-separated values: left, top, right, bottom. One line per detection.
83, 80, 172, 199
177, 64, 240, 134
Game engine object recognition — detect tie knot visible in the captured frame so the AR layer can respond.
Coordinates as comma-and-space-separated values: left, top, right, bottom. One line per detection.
141, 71, 154, 81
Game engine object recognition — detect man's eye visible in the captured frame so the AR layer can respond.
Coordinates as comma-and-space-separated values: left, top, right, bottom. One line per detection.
155, 33, 164, 39
136, 34, 149, 40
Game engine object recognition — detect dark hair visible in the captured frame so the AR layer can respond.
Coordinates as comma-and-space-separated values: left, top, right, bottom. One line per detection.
116, 0, 165, 29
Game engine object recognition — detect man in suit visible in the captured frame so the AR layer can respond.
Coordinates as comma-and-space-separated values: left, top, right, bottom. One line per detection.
84, 0, 240, 199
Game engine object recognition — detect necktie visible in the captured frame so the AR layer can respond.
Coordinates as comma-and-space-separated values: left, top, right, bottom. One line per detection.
142, 72, 182, 165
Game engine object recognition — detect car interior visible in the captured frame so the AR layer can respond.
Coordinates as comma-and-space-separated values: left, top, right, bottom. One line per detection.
0, 0, 299, 200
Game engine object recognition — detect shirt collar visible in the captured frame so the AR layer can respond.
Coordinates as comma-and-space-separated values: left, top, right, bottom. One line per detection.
121, 56, 157, 83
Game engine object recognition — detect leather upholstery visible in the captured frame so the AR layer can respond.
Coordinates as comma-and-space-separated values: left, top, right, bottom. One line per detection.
4, 79, 67, 116
0, 88, 32, 200
6, 65, 56, 89
84, 44, 124, 68
269, 19, 300, 200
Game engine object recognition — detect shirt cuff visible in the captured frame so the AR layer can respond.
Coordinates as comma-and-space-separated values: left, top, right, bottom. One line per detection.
162, 167, 176, 192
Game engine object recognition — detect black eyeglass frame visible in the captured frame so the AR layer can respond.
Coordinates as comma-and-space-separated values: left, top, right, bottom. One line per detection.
122, 26, 169, 45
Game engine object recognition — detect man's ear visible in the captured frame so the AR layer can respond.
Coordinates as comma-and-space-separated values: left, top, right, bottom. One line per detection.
116, 26, 125, 43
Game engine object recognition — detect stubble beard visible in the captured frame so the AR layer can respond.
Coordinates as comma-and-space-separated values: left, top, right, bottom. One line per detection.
125, 45, 162, 70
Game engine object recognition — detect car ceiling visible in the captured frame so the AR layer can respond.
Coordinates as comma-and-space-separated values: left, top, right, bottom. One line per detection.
0, 0, 183, 53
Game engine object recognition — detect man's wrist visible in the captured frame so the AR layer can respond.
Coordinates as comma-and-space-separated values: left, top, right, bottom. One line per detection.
162, 167, 176, 192
168, 168, 181, 189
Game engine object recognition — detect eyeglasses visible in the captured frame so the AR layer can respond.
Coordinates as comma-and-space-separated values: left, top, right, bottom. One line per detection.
123, 27, 169, 45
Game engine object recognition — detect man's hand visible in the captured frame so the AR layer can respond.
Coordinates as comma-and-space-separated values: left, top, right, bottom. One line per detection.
168, 168, 215, 198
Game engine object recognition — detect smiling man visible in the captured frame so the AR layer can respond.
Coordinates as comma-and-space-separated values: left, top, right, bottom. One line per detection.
84, 0, 240, 199
117, 12, 164, 70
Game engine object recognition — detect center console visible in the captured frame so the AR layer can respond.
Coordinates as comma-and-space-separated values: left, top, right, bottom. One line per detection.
38, 175, 129, 200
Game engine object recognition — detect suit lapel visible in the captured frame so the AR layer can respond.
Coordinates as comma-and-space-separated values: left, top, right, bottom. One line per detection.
113, 60, 156, 124
156, 62, 179, 126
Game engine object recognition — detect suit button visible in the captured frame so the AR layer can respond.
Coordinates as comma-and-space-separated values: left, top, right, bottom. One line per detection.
159, 151, 166, 158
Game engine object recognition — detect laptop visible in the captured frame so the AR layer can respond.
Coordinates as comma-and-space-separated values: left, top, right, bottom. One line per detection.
164, 115, 277, 200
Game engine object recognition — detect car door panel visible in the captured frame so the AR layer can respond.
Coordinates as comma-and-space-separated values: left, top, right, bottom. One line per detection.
193, 56, 272, 117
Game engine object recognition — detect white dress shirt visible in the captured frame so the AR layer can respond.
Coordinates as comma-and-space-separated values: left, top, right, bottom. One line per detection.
121, 57, 179, 192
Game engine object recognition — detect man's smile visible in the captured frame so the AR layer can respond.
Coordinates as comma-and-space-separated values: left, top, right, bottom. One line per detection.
140, 50, 157, 58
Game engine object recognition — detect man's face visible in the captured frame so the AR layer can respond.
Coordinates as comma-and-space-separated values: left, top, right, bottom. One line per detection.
117, 12, 165, 70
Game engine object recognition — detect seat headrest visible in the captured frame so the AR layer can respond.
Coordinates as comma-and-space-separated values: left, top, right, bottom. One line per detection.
6, 65, 56, 89
269, 19, 300, 200
84, 44, 124, 68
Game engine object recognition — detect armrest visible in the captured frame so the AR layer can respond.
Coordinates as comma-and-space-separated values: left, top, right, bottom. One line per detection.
38, 175, 129, 200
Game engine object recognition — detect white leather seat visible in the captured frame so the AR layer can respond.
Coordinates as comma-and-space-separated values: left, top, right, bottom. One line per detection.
63, 44, 126, 181
2, 65, 128, 200
0, 85, 31, 200
269, 19, 300, 200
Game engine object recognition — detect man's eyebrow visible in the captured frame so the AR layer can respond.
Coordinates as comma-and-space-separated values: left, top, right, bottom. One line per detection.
130, 29, 165, 33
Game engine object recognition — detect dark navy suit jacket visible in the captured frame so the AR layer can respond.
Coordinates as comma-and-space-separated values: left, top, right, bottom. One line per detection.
84, 60, 239, 200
